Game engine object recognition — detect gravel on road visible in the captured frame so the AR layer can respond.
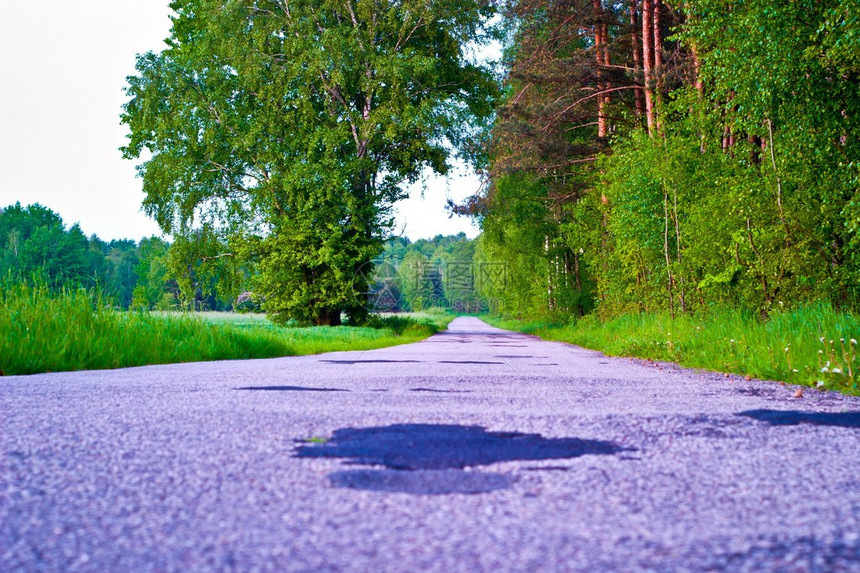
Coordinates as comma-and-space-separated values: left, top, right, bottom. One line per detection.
2, 317, 859, 571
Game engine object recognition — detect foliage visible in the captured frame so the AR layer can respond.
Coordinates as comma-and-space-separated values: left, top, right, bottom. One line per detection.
131, 237, 176, 310
473, 173, 595, 318
369, 233, 486, 313
474, 0, 860, 326
0, 203, 89, 289
166, 226, 245, 310
122, 0, 499, 325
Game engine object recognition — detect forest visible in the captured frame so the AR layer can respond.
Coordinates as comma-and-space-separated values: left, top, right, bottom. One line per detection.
468, 0, 860, 322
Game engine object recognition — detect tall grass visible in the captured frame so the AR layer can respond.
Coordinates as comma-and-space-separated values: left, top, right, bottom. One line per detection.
490, 304, 860, 395
0, 284, 449, 376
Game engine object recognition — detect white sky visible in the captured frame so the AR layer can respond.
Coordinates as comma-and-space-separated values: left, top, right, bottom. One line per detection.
0, 1, 480, 243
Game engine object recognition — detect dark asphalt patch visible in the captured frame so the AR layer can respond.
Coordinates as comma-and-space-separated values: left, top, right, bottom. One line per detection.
697, 535, 860, 571
294, 424, 630, 470
410, 388, 473, 393
321, 360, 422, 364
736, 387, 779, 398
236, 386, 349, 392
438, 360, 504, 365
739, 409, 860, 428
524, 466, 570, 472
328, 469, 512, 495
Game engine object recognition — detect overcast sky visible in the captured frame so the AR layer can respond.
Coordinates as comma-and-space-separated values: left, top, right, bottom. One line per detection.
0, 1, 480, 242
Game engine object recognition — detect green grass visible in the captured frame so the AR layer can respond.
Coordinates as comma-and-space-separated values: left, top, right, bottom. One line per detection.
487, 304, 860, 395
0, 284, 452, 376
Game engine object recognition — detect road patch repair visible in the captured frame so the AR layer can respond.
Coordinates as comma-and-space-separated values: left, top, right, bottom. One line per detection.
295, 423, 630, 494
738, 409, 860, 427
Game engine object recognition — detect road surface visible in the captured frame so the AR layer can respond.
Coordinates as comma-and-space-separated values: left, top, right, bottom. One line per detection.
2, 317, 860, 571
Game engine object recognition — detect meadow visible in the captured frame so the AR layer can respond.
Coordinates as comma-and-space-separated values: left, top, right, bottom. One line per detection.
0, 284, 451, 376
489, 305, 860, 395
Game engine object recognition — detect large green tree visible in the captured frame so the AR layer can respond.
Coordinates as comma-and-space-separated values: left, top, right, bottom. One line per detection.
122, 0, 498, 325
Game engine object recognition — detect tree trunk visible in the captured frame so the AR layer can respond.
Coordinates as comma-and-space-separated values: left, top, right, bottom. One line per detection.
664, 191, 675, 318
652, 0, 663, 133
629, 0, 646, 120
672, 186, 685, 313
642, 0, 656, 135
653, 0, 662, 81
766, 119, 792, 246
592, 0, 608, 138
315, 308, 343, 326
691, 43, 704, 97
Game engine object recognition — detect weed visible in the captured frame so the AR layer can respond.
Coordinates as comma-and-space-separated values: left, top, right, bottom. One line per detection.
488, 303, 860, 396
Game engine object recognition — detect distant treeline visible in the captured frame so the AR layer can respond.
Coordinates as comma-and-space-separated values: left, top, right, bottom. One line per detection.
0, 202, 479, 313
370, 234, 481, 313
0, 203, 178, 309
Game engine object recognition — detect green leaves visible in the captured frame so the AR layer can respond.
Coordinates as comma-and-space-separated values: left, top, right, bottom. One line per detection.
123, 0, 499, 324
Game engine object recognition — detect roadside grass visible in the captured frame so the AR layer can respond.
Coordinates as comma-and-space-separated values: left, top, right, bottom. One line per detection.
487, 304, 860, 395
0, 284, 452, 376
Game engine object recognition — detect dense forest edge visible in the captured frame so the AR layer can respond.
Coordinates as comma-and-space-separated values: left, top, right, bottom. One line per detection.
460, 0, 859, 393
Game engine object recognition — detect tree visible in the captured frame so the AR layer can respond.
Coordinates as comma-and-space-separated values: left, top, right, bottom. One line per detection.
103, 239, 140, 309
131, 237, 176, 310
122, 0, 499, 325
0, 203, 89, 289
166, 226, 244, 310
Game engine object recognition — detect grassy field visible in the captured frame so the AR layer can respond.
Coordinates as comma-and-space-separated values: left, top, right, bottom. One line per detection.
488, 304, 860, 395
0, 284, 452, 376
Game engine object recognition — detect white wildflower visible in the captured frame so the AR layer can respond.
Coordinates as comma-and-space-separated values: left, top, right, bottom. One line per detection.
832, 368, 843, 374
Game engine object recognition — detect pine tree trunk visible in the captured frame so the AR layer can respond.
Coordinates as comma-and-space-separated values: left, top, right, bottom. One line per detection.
691, 43, 704, 97
664, 191, 675, 318
652, 0, 663, 133
629, 0, 645, 120
592, 0, 608, 138
642, 0, 656, 135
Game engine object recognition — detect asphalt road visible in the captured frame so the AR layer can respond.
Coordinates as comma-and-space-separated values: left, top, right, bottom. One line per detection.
2, 317, 860, 572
